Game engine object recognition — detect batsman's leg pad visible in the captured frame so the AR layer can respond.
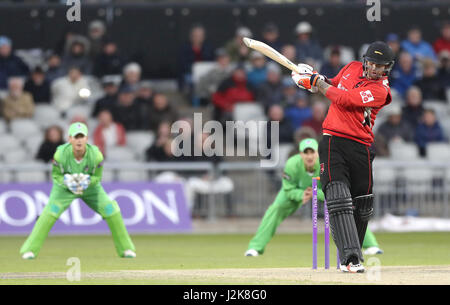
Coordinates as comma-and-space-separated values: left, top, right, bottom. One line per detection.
19, 209, 58, 256
353, 194, 374, 248
105, 209, 135, 257
325, 181, 363, 264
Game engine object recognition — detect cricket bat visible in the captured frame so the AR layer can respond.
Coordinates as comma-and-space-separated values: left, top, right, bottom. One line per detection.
243, 37, 301, 73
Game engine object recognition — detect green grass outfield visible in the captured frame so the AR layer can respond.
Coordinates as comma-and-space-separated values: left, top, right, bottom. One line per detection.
1, 232, 449, 284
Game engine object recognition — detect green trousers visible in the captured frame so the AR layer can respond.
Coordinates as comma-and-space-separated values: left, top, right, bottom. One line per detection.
247, 198, 379, 254
20, 184, 135, 257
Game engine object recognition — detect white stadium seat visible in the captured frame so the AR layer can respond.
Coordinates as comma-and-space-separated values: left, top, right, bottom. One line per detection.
33, 104, 62, 128
192, 61, 217, 84
65, 105, 92, 121
10, 119, 41, 140
0, 134, 21, 151
126, 131, 155, 158
106, 147, 136, 162
0, 119, 7, 134
426, 143, 450, 161
389, 141, 420, 160
15, 162, 47, 183
23, 135, 44, 157
3, 149, 28, 163
233, 103, 266, 122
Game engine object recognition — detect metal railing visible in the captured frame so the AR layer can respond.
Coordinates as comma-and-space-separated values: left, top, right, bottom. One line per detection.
1, 160, 449, 219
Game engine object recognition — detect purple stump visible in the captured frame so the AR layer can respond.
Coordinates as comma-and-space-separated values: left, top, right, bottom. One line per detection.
324, 199, 330, 269
312, 178, 318, 269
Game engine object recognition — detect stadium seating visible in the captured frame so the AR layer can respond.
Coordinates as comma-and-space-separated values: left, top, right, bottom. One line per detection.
3, 149, 28, 163
125, 131, 155, 161
426, 143, 450, 161
15, 162, 47, 183
423, 100, 449, 122
105, 147, 136, 162
65, 105, 92, 122
0, 119, 7, 134
192, 61, 217, 85
10, 119, 41, 140
33, 105, 62, 128
23, 134, 44, 157
389, 141, 420, 160
0, 134, 21, 151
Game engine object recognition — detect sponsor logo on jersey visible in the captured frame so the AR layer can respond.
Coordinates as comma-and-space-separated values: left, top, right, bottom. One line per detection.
360, 90, 374, 103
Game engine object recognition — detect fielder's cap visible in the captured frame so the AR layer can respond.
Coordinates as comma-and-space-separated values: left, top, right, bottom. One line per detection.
236, 27, 252, 38
295, 22, 312, 34
299, 138, 318, 152
69, 122, 88, 137
0, 36, 12, 47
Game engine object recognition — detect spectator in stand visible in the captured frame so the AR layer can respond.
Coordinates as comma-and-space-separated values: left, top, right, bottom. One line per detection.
402, 86, 425, 129
433, 21, 450, 55
1, 77, 34, 122
281, 76, 298, 106
225, 27, 253, 63
51, 66, 90, 113
92, 76, 120, 118
414, 58, 447, 101
212, 66, 255, 124
178, 24, 214, 93
320, 47, 343, 79
195, 48, 235, 105
414, 108, 446, 156
284, 91, 312, 129
385, 33, 402, 63
111, 86, 142, 131
401, 26, 437, 62
87, 20, 107, 59
146, 123, 176, 162
280, 45, 297, 76
302, 101, 327, 135
390, 51, 420, 97
61, 37, 92, 74
0, 36, 29, 89
120, 62, 141, 91
135, 80, 154, 113
246, 51, 267, 88
24, 66, 51, 104
437, 50, 450, 87
93, 40, 125, 78
376, 104, 413, 151
35, 125, 65, 163
256, 62, 283, 112
45, 53, 65, 82
267, 104, 294, 144
93, 109, 126, 156
145, 92, 178, 132
261, 23, 282, 51
294, 22, 323, 65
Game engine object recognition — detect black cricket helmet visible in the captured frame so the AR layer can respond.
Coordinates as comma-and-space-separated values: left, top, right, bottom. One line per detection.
363, 41, 395, 77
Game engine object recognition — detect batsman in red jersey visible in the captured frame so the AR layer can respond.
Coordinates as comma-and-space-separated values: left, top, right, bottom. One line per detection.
291, 41, 395, 273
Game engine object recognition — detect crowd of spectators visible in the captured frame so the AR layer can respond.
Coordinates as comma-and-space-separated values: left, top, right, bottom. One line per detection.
181, 21, 450, 158
1, 19, 450, 164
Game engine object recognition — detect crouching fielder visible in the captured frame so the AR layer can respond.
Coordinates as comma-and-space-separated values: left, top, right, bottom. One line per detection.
20, 122, 136, 259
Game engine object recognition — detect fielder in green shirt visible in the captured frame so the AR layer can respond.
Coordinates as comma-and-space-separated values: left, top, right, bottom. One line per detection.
20, 122, 136, 259
245, 138, 382, 256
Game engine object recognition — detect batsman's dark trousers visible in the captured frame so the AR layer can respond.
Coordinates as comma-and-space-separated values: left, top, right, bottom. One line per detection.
318, 135, 375, 198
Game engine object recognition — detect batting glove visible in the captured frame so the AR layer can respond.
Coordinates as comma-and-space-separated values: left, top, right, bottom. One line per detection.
291, 71, 325, 92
